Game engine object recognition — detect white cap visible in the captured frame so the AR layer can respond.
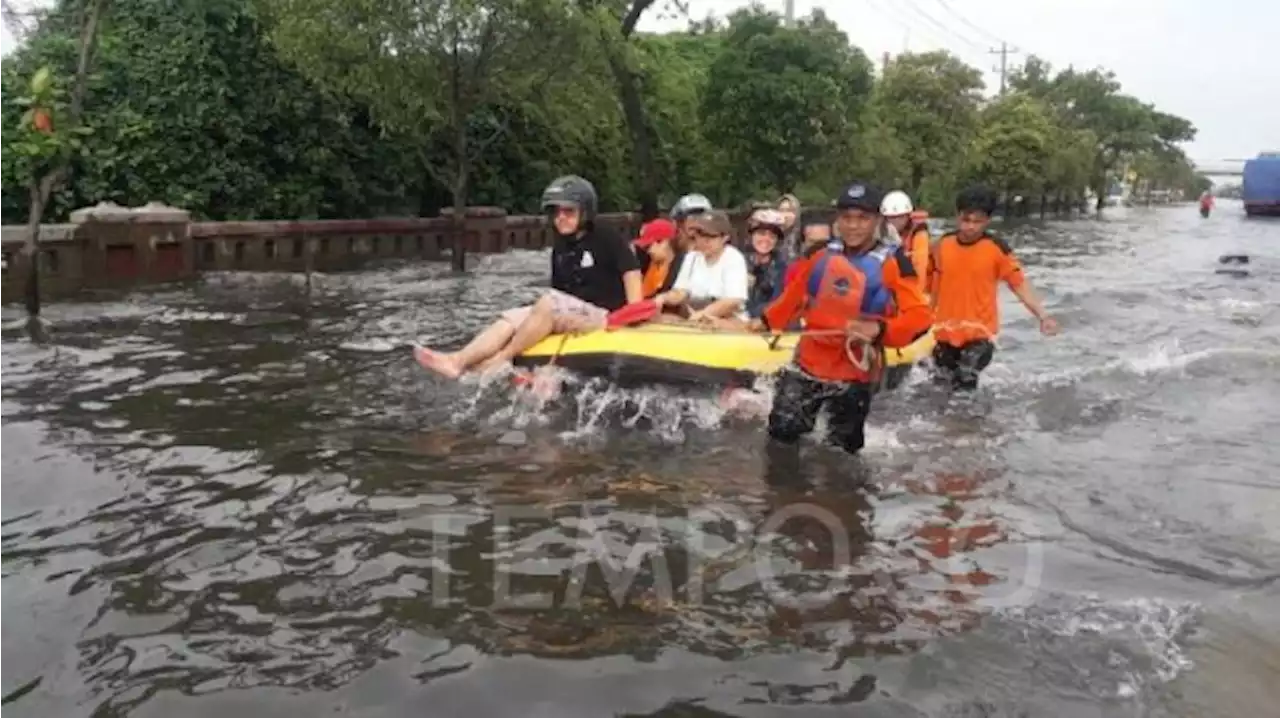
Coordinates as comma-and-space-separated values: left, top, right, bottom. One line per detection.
881, 190, 913, 217
672, 193, 713, 219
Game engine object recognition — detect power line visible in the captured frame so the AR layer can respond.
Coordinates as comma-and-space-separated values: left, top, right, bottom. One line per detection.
931, 0, 1010, 46
898, 0, 989, 55
861, 0, 988, 68
929, 0, 1032, 93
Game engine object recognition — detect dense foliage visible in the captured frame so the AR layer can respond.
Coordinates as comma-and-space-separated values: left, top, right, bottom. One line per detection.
2, 0, 1209, 223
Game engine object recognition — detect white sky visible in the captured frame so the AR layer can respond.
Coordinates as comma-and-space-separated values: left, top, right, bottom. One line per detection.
640, 0, 1279, 162
4, 0, 1276, 161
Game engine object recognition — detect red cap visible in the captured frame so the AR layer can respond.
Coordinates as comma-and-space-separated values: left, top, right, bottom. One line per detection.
634, 218, 677, 248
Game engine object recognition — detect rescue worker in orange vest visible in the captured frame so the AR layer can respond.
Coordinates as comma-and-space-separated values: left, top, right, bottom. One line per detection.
929, 186, 1059, 391
1198, 190, 1214, 218
881, 190, 932, 293
748, 182, 933, 454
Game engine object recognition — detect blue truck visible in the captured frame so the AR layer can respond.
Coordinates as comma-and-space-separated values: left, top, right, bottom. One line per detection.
1242, 152, 1280, 217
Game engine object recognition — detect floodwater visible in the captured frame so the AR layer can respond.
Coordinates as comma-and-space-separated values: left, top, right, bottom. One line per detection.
3, 201, 1278, 717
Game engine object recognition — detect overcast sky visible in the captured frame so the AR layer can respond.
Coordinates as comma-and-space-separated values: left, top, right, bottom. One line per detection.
3, 0, 1275, 162
640, 0, 1278, 163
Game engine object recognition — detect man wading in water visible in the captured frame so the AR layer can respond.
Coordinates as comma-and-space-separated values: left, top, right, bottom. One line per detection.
748, 182, 933, 454
928, 186, 1059, 391
414, 175, 643, 378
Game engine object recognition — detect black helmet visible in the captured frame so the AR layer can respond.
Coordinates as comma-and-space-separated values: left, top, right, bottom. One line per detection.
541, 175, 598, 221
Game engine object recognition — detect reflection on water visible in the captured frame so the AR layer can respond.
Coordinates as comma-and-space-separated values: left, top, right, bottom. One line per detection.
3, 204, 1280, 717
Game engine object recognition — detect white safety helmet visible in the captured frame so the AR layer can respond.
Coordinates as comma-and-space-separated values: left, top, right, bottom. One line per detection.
880, 190, 914, 217
672, 193, 713, 220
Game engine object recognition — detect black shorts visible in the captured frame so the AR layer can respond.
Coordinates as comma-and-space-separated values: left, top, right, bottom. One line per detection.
767, 367, 873, 454
931, 340, 995, 391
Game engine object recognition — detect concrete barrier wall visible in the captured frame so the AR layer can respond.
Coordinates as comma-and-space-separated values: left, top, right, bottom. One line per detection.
0, 202, 653, 303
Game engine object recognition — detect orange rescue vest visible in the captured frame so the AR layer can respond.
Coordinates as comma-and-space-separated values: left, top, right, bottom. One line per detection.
793, 248, 890, 382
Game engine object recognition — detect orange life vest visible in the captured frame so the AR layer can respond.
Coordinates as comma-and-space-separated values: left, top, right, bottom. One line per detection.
900, 211, 931, 290
793, 247, 891, 383
903, 211, 931, 247
803, 252, 868, 332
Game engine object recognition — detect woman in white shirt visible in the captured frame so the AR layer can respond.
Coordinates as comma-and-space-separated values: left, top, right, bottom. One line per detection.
652, 209, 750, 323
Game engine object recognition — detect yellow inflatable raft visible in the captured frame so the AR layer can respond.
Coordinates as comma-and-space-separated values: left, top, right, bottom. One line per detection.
514, 324, 936, 387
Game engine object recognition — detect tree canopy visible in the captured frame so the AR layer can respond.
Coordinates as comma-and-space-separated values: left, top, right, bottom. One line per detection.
3, 0, 1207, 224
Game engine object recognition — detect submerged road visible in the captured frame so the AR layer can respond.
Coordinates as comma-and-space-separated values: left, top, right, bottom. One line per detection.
3, 201, 1279, 717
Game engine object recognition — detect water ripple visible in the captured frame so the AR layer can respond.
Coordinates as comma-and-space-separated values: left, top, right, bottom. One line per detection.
3, 204, 1278, 717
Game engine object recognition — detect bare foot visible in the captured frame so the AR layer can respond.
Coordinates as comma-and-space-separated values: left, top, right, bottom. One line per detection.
413, 346, 462, 380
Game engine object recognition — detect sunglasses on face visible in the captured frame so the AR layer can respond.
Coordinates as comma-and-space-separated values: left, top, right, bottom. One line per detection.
691, 230, 725, 240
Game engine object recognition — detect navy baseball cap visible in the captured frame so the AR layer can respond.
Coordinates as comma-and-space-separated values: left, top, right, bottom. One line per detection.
834, 182, 886, 212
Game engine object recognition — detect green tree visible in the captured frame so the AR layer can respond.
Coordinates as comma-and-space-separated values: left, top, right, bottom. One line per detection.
2, 0, 108, 319
1129, 146, 1206, 201
700, 5, 873, 197
1009, 57, 1198, 210
1043, 125, 1097, 211
968, 92, 1055, 200
578, 0, 676, 218
875, 51, 985, 206
823, 99, 908, 195
2, 0, 429, 222
634, 29, 722, 205
261, 0, 584, 270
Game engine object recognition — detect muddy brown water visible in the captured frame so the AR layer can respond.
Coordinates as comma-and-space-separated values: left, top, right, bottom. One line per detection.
3, 202, 1279, 717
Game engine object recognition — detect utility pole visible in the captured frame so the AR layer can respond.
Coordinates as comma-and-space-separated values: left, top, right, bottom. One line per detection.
784, 0, 794, 26
989, 41, 1020, 95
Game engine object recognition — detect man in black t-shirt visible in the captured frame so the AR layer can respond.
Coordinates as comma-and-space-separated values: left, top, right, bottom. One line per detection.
415, 175, 643, 379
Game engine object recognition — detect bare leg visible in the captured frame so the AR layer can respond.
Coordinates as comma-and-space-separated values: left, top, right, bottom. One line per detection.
709, 317, 748, 331
415, 318, 517, 379
652, 312, 692, 325
478, 296, 558, 372
452, 319, 518, 371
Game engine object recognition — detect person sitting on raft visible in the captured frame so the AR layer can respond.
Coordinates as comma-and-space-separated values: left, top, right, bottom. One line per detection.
776, 193, 802, 257
747, 181, 933, 455
634, 218, 685, 299
881, 190, 932, 292
744, 209, 790, 319
928, 185, 1058, 392
651, 209, 750, 325
414, 175, 642, 379
670, 193, 714, 253
784, 213, 835, 287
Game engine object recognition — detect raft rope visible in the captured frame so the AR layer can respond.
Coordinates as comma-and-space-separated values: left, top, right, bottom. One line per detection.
549, 331, 571, 367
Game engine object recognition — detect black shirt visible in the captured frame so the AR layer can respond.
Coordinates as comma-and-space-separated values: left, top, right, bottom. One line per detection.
551, 224, 640, 311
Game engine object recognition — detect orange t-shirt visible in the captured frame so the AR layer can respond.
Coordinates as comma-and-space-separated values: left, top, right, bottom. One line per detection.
928, 233, 1025, 347
641, 260, 672, 298
902, 225, 931, 292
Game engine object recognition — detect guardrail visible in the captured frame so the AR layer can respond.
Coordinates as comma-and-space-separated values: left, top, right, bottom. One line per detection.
1, 202, 651, 303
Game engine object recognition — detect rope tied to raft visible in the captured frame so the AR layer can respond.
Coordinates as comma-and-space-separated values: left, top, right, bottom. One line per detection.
549, 332, 571, 367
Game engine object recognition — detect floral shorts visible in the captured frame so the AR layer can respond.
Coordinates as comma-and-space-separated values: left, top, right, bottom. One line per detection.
500, 289, 609, 334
